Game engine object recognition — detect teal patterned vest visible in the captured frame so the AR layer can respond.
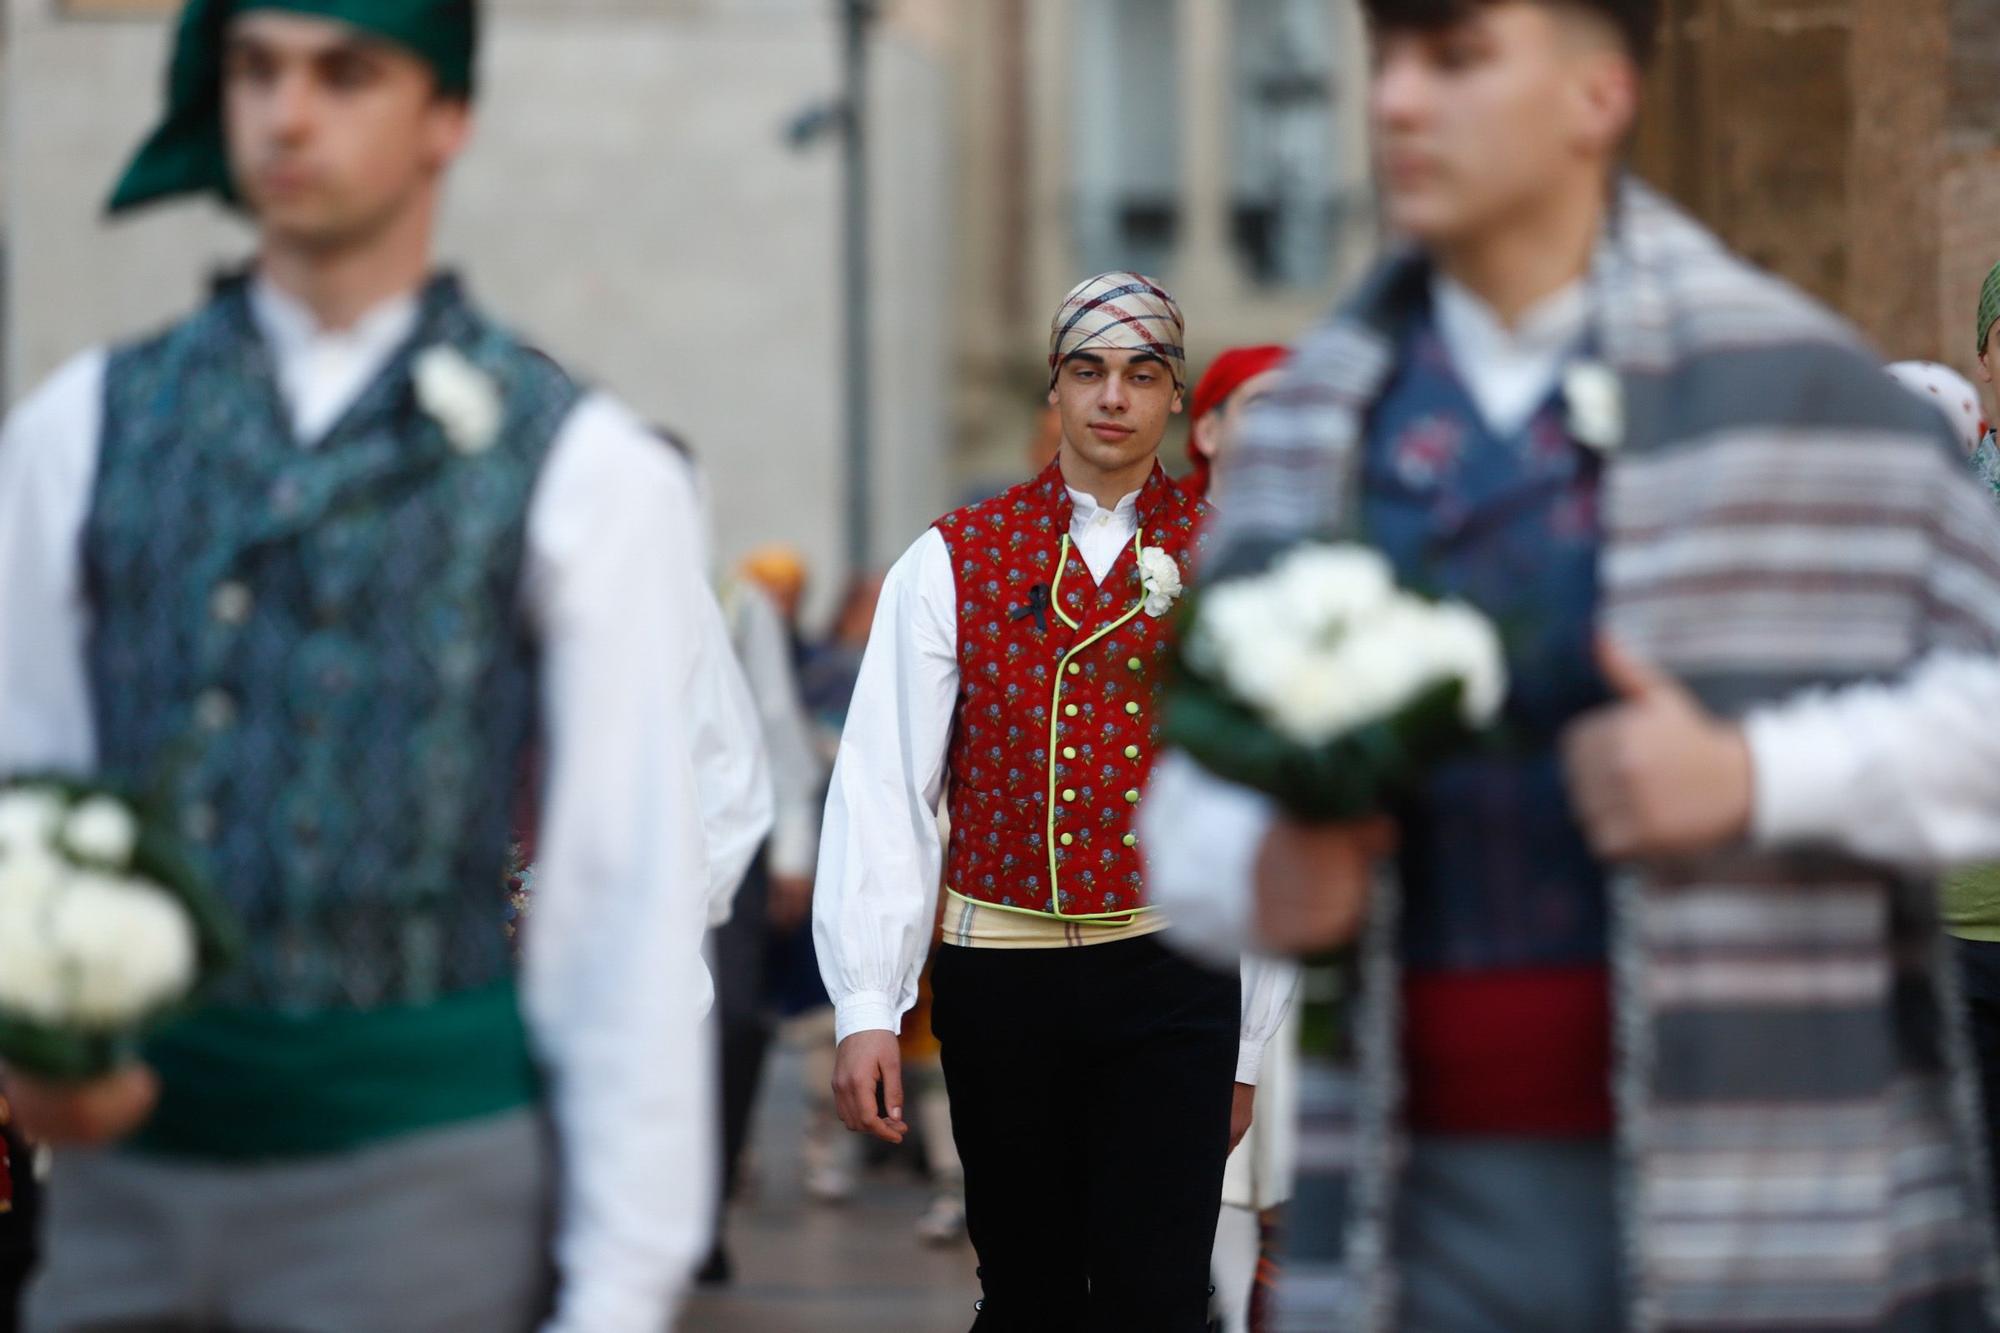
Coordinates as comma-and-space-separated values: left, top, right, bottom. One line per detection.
86, 275, 579, 1015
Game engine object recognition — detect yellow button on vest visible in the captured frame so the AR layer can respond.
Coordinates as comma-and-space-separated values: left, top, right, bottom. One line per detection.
1060, 833, 1073, 846
1124, 745, 1139, 759
1124, 789, 1140, 804
1065, 705, 1079, 717
1125, 702, 1140, 716
1123, 833, 1137, 848
1126, 657, 1142, 672
1063, 789, 1077, 802
1063, 747, 1077, 760
1067, 663, 1080, 676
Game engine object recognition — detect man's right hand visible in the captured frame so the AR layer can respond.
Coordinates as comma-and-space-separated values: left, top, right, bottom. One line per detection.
832, 1030, 908, 1145
1254, 817, 1392, 955
4, 1064, 159, 1147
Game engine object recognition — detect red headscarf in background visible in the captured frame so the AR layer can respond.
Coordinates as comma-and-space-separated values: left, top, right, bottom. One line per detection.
1184, 344, 1288, 499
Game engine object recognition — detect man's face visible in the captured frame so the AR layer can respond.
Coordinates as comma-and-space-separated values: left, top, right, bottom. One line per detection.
1048, 349, 1183, 474
1369, 4, 1633, 248
223, 12, 469, 252
1192, 368, 1286, 465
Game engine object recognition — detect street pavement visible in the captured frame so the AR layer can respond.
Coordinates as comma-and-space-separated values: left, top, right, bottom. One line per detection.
681, 1038, 980, 1332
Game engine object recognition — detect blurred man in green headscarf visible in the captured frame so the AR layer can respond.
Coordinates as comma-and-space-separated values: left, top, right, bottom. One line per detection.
1970, 260, 2000, 493
0, 2, 754, 1330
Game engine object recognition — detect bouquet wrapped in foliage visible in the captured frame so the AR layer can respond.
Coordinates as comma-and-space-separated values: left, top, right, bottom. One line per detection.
0, 781, 239, 1081
1165, 544, 1507, 822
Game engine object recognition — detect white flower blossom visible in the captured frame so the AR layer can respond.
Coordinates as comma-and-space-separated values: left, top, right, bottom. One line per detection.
0, 849, 66, 1021
45, 872, 197, 1028
1195, 542, 1509, 746
1565, 360, 1624, 453
63, 796, 140, 867
0, 789, 64, 858
1138, 545, 1184, 617
1273, 544, 1395, 631
415, 345, 503, 456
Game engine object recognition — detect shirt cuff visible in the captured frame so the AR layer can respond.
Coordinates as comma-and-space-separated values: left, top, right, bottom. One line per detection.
1744, 704, 1863, 850
1235, 1036, 1266, 1087
833, 991, 902, 1044
543, 1270, 682, 1333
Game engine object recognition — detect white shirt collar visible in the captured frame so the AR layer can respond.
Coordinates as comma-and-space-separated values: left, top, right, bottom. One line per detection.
1066, 485, 1143, 520
247, 275, 422, 365
247, 276, 423, 445
1432, 272, 1590, 439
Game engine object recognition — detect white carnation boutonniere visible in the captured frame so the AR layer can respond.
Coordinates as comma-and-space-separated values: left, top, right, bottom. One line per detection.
1564, 360, 1624, 454
1137, 545, 1184, 618
414, 345, 503, 456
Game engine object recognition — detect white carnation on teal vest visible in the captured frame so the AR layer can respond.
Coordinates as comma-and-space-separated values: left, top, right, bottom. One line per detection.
415, 345, 503, 456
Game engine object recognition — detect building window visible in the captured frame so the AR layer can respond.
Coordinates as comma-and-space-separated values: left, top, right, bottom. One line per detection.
1070, 0, 1182, 279
1230, 0, 1342, 288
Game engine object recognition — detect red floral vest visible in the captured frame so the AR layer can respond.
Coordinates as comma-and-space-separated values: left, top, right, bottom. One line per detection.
936, 459, 1208, 919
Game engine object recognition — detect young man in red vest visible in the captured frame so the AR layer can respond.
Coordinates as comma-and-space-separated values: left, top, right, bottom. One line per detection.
813, 273, 1295, 1332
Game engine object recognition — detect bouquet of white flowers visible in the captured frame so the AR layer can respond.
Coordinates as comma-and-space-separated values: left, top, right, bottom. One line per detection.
0, 780, 239, 1080
1166, 544, 1508, 821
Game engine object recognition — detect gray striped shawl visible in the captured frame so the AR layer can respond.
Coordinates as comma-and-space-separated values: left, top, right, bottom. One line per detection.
1210, 181, 2000, 1331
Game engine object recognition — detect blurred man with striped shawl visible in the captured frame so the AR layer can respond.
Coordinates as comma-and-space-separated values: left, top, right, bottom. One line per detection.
1145, 1, 2000, 1329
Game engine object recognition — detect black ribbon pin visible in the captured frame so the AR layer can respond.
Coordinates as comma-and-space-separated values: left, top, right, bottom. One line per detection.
1010, 584, 1050, 633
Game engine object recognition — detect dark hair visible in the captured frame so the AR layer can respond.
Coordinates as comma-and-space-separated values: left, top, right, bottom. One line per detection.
1359, 0, 1660, 69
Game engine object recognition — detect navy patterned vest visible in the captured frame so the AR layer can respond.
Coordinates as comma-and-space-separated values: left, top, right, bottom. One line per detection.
86, 275, 580, 1012
1361, 302, 1612, 972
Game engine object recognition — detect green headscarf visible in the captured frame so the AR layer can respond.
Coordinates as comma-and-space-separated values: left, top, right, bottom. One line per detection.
107, 0, 477, 216
1979, 259, 2000, 359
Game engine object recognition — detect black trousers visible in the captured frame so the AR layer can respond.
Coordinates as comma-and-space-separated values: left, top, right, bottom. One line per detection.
1958, 937, 2000, 1231
931, 934, 1240, 1333
712, 850, 773, 1212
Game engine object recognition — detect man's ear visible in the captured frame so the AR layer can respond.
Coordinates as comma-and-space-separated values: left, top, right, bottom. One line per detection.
1047, 386, 1061, 408
1980, 347, 1995, 388
1171, 389, 1186, 416
1573, 45, 1640, 158
1192, 413, 1220, 461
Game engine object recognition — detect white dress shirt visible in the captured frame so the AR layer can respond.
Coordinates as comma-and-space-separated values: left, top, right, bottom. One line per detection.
0, 278, 762, 1333
813, 483, 1298, 1086
1142, 278, 2000, 960
724, 579, 827, 884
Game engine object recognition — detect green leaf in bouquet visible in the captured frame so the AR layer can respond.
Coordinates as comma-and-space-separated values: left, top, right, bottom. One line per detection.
1164, 665, 1479, 824
0, 1015, 145, 1083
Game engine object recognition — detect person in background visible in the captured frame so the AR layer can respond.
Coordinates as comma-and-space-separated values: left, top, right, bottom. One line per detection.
1183, 345, 1303, 1333
1973, 261, 2000, 485
739, 544, 810, 653
1887, 361, 1988, 462
1180, 344, 1288, 503
700, 559, 827, 1284
0, 1100, 35, 1333
816, 271, 1296, 1331
1889, 358, 2000, 1232
788, 571, 888, 1205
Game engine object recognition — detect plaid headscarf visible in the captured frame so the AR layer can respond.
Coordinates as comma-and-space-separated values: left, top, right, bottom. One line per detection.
1048, 271, 1187, 391
1979, 260, 2000, 357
